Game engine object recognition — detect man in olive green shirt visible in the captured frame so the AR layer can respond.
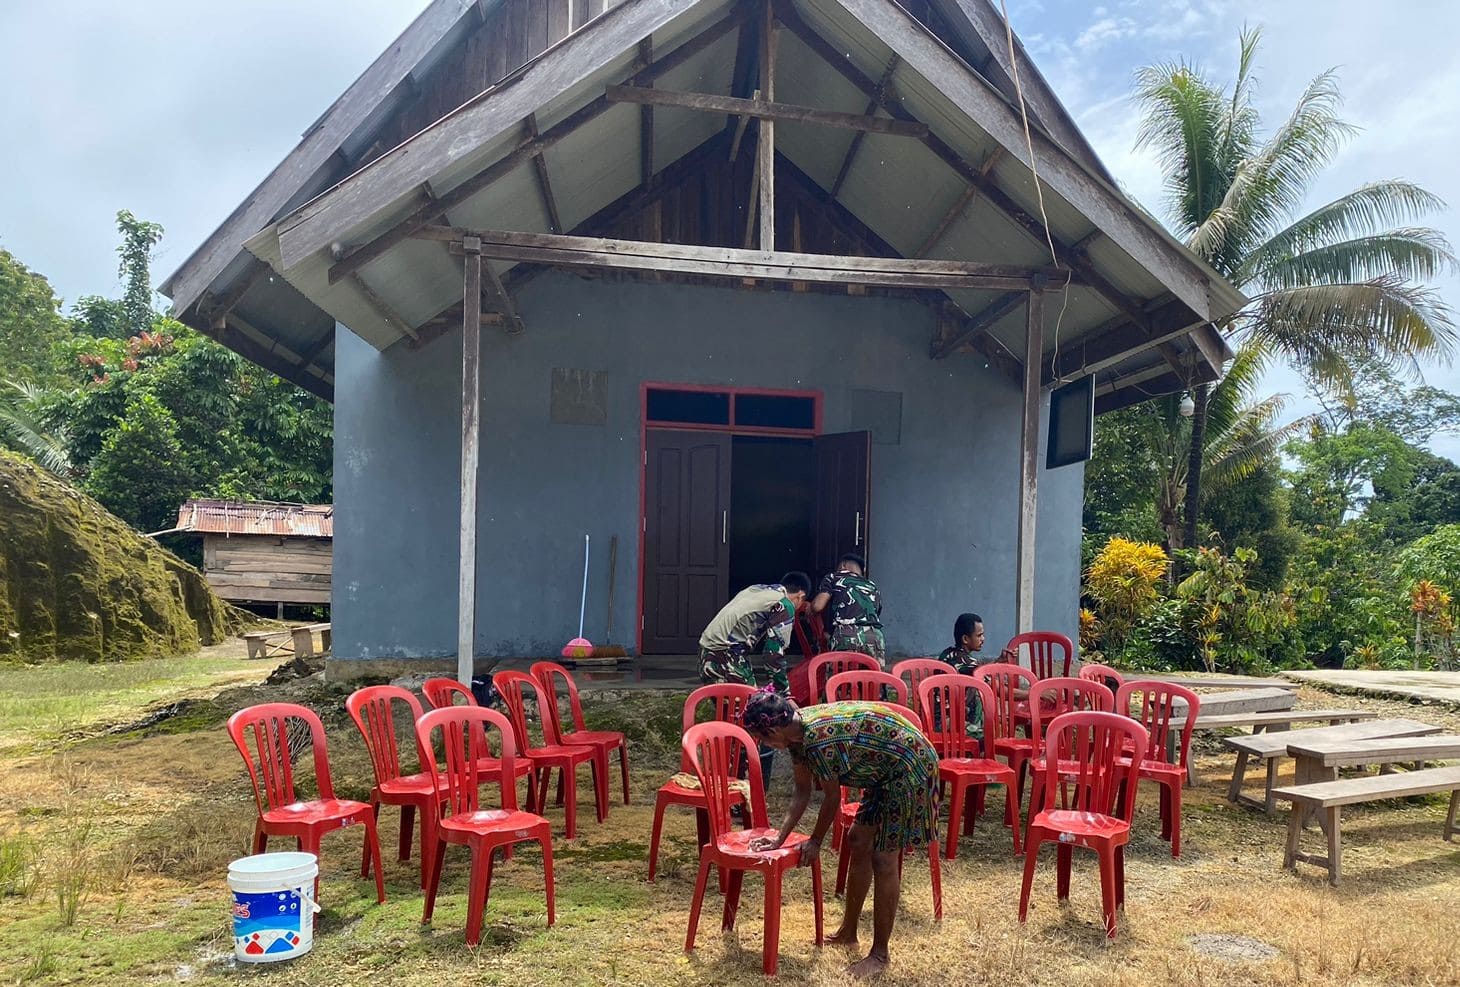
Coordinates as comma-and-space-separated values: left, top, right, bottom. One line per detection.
698, 572, 811, 696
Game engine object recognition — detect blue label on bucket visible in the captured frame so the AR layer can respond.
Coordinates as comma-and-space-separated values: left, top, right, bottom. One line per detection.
233, 889, 305, 958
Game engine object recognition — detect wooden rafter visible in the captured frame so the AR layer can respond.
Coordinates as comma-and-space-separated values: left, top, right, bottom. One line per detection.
481, 260, 524, 335
197, 257, 269, 324
325, 3, 748, 284
930, 290, 1025, 359
421, 226, 1065, 291
638, 38, 654, 189
829, 55, 899, 200
774, 1, 1195, 380
524, 114, 563, 234
347, 272, 420, 341
604, 86, 928, 137
914, 148, 1002, 258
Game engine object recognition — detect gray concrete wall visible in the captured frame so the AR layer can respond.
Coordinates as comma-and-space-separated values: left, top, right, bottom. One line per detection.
332, 271, 1085, 661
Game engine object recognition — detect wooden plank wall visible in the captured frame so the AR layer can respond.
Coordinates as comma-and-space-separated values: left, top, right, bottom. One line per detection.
359, 0, 623, 171
202, 534, 332, 604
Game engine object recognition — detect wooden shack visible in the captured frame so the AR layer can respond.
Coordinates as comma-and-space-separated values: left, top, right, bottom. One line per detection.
172, 500, 333, 613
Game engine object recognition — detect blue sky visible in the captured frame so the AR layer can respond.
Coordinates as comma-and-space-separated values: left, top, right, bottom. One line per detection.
1, 0, 1456, 452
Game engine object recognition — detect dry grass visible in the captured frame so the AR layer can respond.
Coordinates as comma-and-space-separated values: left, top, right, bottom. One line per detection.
0, 661, 1457, 986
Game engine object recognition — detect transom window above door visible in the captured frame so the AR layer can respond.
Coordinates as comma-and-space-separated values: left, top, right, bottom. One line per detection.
643, 386, 820, 434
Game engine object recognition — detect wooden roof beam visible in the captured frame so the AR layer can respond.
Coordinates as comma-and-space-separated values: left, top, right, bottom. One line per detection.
931, 290, 1026, 359
346, 272, 420, 341
423, 226, 1066, 290
830, 55, 899, 200
605, 86, 929, 137
523, 114, 564, 234
320, 1, 744, 284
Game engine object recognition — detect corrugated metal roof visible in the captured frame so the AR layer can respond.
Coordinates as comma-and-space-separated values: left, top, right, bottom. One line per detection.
175, 500, 334, 538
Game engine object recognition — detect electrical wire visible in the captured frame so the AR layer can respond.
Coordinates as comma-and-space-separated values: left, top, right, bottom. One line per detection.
998, 0, 1075, 384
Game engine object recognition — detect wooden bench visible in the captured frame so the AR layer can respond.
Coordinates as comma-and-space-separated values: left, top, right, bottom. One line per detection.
290, 622, 332, 657
244, 628, 293, 659
1196, 708, 1378, 733
1225, 718, 1442, 812
244, 623, 332, 659
1271, 765, 1460, 884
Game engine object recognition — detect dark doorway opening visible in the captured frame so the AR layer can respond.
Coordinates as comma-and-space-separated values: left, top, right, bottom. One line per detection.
729, 436, 815, 592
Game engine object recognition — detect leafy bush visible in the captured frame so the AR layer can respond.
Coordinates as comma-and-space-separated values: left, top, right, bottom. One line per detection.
1084, 538, 1169, 654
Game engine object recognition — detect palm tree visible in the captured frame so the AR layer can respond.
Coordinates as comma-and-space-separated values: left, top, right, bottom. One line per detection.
0, 380, 72, 475
1138, 341, 1313, 551
1134, 28, 1457, 550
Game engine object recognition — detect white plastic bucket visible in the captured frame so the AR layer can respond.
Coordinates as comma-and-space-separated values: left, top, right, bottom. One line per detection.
228, 852, 321, 963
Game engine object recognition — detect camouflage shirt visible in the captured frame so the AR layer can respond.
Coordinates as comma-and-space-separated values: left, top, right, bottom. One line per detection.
817, 570, 883, 630
699, 584, 797, 694
938, 645, 996, 738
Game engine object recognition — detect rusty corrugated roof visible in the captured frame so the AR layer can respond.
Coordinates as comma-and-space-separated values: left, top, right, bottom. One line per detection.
174, 499, 333, 538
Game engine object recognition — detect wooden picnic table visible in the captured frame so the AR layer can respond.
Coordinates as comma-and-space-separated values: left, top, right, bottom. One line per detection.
1287, 734, 1460, 826
1225, 718, 1443, 812
1143, 673, 1298, 691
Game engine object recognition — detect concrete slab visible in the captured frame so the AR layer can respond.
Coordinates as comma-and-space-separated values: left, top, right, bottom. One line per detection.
1178, 687, 1297, 718
1284, 669, 1460, 707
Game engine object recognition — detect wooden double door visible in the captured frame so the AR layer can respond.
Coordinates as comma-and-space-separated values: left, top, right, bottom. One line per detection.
642, 429, 870, 654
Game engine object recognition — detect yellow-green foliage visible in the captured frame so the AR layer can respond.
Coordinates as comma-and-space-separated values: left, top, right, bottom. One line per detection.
1084, 537, 1170, 650
0, 451, 237, 662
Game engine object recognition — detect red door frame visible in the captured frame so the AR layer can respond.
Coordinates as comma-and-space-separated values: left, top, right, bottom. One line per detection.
637, 382, 823, 655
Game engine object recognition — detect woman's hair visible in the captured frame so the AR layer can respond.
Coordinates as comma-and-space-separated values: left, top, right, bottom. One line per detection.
743, 691, 798, 736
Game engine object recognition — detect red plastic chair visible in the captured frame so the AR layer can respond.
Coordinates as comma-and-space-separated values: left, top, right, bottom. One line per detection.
419, 676, 535, 806
1018, 711, 1146, 939
493, 670, 608, 839
891, 658, 955, 719
1078, 663, 1124, 688
1025, 678, 1116, 818
346, 686, 439, 887
1116, 681, 1200, 857
415, 706, 555, 944
682, 721, 824, 976
918, 675, 1019, 860
824, 668, 908, 707
647, 683, 757, 883
421, 677, 474, 709
806, 652, 881, 704
970, 663, 1038, 829
1006, 632, 1075, 680
226, 702, 385, 903
531, 661, 631, 808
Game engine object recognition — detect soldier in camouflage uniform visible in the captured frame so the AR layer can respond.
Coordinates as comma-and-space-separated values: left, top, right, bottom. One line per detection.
810, 553, 885, 665
937, 612, 1014, 739
698, 572, 811, 696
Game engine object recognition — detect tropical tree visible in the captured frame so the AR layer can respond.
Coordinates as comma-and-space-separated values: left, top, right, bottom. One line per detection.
1134, 28, 1457, 550
1133, 341, 1313, 551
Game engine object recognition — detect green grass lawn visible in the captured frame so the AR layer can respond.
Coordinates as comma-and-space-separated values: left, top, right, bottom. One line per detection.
0, 642, 278, 751
0, 652, 1458, 986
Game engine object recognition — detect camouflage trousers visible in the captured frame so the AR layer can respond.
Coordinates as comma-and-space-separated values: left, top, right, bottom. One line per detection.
699, 648, 755, 687
829, 625, 886, 666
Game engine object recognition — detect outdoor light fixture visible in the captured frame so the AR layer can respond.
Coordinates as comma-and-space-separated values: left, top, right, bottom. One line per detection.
1179, 392, 1196, 417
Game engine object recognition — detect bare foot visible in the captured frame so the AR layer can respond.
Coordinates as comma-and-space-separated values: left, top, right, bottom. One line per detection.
849, 952, 889, 979
825, 928, 860, 948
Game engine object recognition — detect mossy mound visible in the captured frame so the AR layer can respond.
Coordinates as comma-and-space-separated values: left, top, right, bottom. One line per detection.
0, 452, 243, 662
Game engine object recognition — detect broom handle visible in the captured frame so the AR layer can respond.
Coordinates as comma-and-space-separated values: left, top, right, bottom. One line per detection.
606, 535, 618, 642
578, 534, 590, 639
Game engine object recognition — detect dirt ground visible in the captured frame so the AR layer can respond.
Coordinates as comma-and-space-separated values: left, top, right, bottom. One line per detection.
1, 648, 1457, 986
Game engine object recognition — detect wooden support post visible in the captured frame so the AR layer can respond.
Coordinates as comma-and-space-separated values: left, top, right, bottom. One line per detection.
757, 0, 776, 253
728, 88, 759, 162
1016, 288, 1043, 634
638, 38, 654, 188
458, 238, 483, 687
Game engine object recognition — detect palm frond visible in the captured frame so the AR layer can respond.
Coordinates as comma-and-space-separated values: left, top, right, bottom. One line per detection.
1246, 182, 1449, 273
1134, 62, 1233, 239
1254, 229, 1458, 290
1205, 340, 1271, 437
1203, 410, 1317, 492
0, 381, 72, 475
1253, 275, 1458, 374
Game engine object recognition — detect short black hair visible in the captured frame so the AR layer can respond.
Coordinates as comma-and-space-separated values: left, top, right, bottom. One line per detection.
838, 553, 867, 572
954, 612, 984, 643
780, 571, 812, 595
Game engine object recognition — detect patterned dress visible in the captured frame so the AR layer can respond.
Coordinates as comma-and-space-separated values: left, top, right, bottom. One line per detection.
790, 702, 939, 853
699, 584, 798, 695
818, 570, 886, 664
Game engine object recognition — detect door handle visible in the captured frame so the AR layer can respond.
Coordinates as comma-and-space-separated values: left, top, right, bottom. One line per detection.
854, 511, 862, 546
722, 509, 728, 545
